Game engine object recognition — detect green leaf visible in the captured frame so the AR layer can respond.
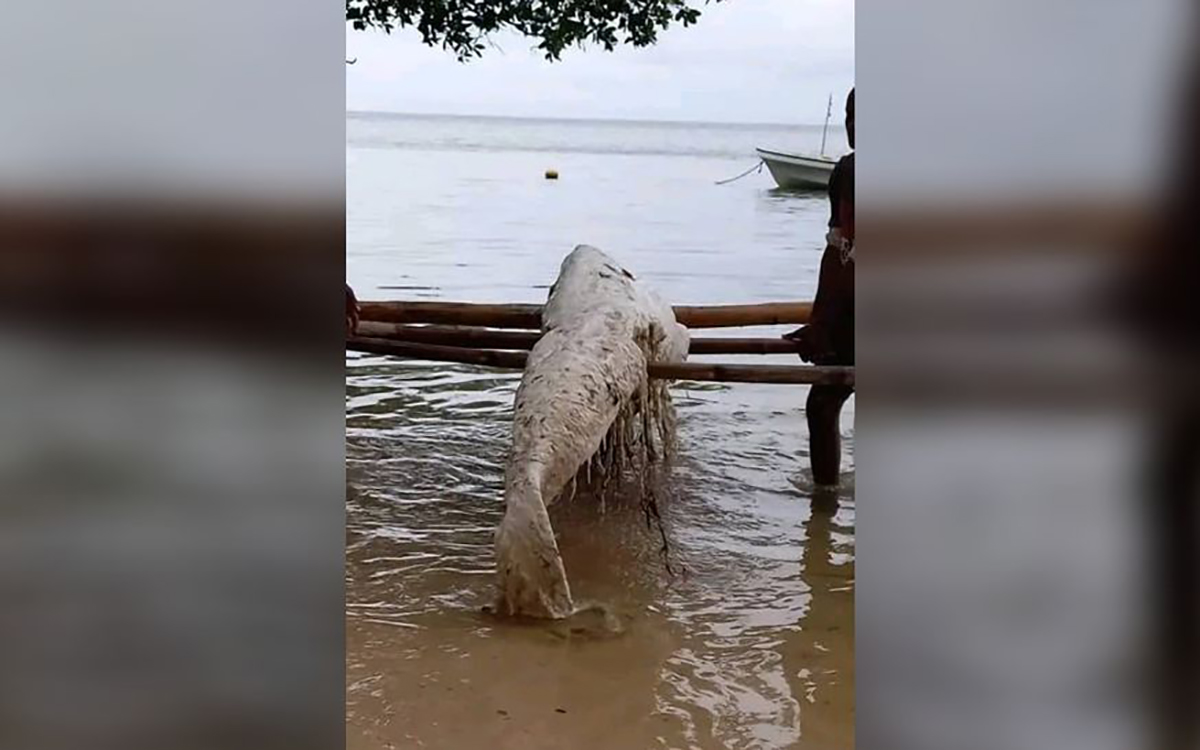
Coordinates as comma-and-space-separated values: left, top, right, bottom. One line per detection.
347, 0, 724, 61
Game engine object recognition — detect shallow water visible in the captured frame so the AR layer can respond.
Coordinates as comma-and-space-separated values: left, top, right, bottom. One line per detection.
347, 112, 855, 749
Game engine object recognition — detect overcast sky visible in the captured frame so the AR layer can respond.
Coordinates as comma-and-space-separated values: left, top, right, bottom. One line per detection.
346, 0, 854, 125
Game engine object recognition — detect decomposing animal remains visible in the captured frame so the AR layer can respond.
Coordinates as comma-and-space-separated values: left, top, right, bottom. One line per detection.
494, 246, 689, 618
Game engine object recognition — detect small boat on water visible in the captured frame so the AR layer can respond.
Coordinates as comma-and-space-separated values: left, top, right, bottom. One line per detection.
756, 148, 837, 190
756, 93, 841, 190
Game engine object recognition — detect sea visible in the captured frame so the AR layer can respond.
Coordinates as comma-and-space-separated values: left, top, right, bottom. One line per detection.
346, 111, 854, 749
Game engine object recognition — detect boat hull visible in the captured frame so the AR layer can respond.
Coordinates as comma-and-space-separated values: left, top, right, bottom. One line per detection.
494, 246, 688, 618
757, 148, 837, 190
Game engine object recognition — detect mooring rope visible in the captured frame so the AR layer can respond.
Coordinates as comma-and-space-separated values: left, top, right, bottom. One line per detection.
715, 159, 764, 186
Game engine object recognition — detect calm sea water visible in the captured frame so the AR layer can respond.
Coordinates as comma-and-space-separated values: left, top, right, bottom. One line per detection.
346, 112, 855, 749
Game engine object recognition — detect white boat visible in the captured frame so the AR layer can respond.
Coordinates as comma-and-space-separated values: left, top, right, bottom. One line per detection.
756, 93, 842, 190
757, 148, 837, 190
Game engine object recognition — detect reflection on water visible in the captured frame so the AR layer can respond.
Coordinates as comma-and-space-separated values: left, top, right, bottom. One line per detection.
347, 113, 854, 749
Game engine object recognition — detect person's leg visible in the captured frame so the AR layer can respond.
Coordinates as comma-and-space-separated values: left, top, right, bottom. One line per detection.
807, 385, 853, 486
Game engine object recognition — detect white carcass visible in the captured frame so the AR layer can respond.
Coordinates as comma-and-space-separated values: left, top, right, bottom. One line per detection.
494, 246, 689, 618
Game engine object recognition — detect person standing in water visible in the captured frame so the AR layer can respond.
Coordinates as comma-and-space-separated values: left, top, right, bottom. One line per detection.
785, 88, 854, 488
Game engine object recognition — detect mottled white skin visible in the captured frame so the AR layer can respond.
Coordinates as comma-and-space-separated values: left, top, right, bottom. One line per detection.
494, 246, 689, 619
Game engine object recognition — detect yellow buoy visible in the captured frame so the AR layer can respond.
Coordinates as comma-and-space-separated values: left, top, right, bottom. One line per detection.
545, 169, 559, 180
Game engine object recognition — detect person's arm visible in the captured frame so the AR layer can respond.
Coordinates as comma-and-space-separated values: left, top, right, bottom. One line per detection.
346, 284, 360, 336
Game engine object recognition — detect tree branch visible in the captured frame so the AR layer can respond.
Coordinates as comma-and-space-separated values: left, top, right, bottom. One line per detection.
345, 0, 722, 61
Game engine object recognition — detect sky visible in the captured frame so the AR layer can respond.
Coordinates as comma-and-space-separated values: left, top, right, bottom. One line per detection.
346, 0, 854, 125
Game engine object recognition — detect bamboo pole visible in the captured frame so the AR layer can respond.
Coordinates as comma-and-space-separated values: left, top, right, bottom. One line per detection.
356, 321, 540, 350
356, 321, 802, 355
347, 336, 852, 386
673, 302, 811, 328
689, 338, 799, 355
350, 336, 529, 370
358, 300, 812, 329
358, 301, 542, 328
649, 362, 852, 386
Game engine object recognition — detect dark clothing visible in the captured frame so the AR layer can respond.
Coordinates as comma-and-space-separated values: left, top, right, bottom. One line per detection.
803, 151, 855, 485
828, 152, 855, 232
810, 248, 854, 365
803, 151, 854, 366
801, 93, 855, 487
